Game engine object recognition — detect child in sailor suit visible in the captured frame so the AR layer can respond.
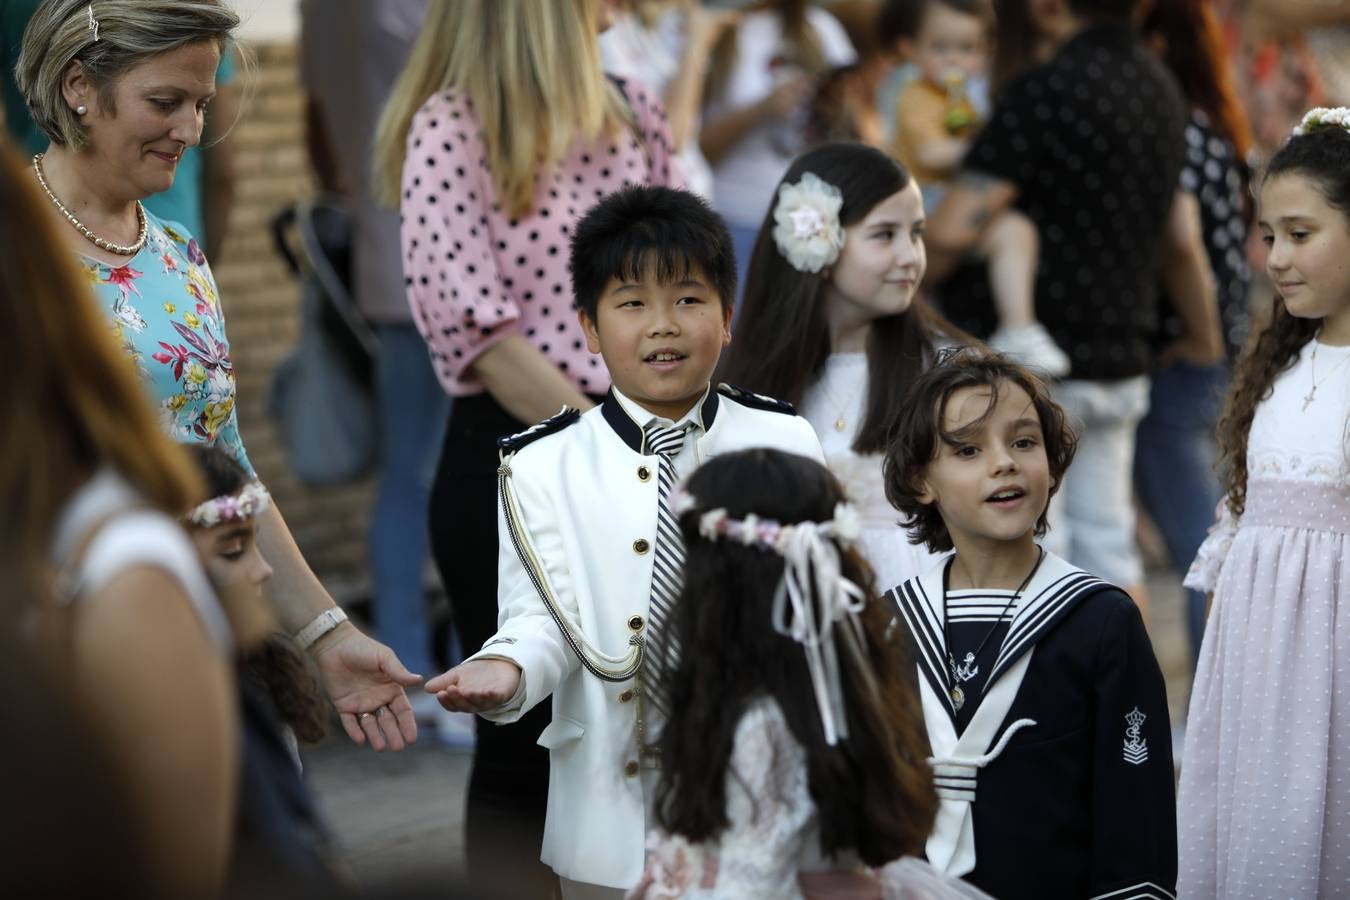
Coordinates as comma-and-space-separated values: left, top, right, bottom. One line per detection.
882, 349, 1177, 900
426, 186, 823, 896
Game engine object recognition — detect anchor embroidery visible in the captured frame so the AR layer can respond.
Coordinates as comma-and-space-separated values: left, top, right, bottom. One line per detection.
950, 651, 980, 683
1123, 707, 1149, 765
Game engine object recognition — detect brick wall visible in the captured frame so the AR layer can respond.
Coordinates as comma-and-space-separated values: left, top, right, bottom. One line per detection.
215, 41, 375, 602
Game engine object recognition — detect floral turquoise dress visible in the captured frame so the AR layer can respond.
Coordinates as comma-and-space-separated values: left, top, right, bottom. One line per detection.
82, 210, 254, 476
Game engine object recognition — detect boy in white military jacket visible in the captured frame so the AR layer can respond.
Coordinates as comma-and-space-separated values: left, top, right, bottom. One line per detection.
883, 349, 1177, 900
428, 186, 824, 896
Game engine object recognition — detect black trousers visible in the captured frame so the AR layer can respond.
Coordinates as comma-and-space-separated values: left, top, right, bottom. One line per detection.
428, 392, 601, 895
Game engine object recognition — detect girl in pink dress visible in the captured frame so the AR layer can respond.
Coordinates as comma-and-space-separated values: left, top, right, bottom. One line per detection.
1179, 108, 1350, 898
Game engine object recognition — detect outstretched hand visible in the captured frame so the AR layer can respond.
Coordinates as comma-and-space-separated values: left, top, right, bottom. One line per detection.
312, 622, 424, 751
426, 659, 521, 714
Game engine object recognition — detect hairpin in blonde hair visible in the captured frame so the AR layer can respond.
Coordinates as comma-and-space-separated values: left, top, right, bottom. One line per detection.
86, 4, 99, 42
186, 482, 271, 528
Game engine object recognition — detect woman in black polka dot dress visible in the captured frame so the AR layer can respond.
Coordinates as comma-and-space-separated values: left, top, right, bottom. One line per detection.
1136, 0, 1254, 669
374, 1, 682, 893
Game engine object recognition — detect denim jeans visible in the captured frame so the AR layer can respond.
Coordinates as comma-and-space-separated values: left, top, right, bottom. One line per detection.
1134, 361, 1227, 668
367, 324, 450, 677
728, 222, 760, 325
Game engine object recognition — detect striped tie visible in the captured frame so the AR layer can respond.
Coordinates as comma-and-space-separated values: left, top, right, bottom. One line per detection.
642, 422, 691, 717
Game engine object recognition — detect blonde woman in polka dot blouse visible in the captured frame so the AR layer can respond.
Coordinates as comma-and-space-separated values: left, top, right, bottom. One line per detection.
373, 2, 681, 894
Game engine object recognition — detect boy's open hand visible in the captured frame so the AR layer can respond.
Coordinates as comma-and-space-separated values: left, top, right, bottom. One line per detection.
427, 659, 522, 713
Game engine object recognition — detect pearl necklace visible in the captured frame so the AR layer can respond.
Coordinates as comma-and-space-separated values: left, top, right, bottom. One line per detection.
32, 153, 147, 256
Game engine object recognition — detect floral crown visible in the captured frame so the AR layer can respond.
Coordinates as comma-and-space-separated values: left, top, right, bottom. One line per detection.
1292, 107, 1350, 137
670, 487, 868, 746
771, 171, 846, 274
185, 481, 271, 528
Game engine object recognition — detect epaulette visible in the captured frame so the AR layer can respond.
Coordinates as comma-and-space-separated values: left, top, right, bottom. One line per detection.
497, 407, 582, 453
717, 382, 796, 415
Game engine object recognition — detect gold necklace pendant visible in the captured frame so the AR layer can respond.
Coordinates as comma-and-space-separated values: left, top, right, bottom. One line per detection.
834, 416, 846, 432
950, 684, 965, 710
32, 153, 147, 257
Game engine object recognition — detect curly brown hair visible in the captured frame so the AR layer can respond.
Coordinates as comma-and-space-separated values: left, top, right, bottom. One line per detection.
1217, 126, 1350, 517
883, 348, 1077, 552
653, 449, 937, 865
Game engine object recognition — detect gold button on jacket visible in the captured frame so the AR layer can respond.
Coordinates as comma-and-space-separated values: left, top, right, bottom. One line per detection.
632, 538, 650, 554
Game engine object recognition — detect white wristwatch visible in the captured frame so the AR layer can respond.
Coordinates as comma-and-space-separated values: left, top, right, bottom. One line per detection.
295, 607, 349, 650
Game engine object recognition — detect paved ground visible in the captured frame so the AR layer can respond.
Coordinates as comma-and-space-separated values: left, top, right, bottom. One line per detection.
302, 566, 1195, 896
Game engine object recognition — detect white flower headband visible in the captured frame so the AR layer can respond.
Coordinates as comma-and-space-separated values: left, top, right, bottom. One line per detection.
771, 171, 845, 274
186, 481, 271, 528
1292, 107, 1350, 136
672, 488, 868, 745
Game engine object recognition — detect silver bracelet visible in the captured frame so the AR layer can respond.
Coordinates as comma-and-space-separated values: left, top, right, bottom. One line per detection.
295, 607, 349, 650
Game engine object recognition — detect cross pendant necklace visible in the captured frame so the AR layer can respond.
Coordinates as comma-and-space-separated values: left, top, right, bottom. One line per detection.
1302, 340, 1350, 412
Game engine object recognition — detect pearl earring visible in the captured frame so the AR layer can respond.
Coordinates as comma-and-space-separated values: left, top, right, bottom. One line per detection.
75, 105, 88, 115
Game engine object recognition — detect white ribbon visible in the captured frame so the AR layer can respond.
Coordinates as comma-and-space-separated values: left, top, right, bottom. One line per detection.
689, 501, 869, 746
770, 522, 868, 746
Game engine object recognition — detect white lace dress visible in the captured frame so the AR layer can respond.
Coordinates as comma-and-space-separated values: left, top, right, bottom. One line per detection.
800, 353, 943, 594
1178, 338, 1350, 899
630, 698, 992, 899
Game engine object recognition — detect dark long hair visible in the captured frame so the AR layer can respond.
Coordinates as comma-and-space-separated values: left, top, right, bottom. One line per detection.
653, 449, 937, 865
1217, 126, 1350, 516
1141, 0, 1253, 164
719, 142, 959, 455
186, 445, 328, 743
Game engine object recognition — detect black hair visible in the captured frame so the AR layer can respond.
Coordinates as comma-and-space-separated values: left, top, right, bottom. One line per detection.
1217, 124, 1350, 517
182, 444, 328, 743
1065, 0, 1139, 20
187, 442, 250, 499
569, 185, 737, 320
719, 142, 968, 454
880, 0, 987, 45
654, 449, 937, 865
883, 347, 1076, 552
1264, 125, 1350, 216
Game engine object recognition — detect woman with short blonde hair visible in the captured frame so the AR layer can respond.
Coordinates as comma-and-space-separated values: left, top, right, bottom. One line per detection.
375, 1, 682, 893
17, 0, 424, 755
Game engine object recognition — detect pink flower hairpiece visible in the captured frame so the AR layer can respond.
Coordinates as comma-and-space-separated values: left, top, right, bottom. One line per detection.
186, 481, 271, 528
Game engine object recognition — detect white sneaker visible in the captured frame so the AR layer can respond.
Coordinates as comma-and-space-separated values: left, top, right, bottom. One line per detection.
430, 708, 477, 751
409, 692, 477, 750
409, 690, 446, 725
989, 322, 1072, 377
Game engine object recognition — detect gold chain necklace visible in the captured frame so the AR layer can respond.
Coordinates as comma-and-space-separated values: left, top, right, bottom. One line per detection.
1301, 340, 1350, 412
32, 153, 147, 256
818, 355, 862, 433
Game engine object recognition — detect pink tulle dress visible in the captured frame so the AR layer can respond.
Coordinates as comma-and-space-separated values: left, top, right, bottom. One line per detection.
1178, 338, 1350, 898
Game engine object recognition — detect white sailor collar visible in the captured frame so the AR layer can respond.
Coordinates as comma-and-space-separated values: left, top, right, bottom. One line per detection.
890, 549, 1111, 724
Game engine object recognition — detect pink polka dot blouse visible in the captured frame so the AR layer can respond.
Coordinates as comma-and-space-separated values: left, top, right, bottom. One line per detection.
400, 78, 682, 397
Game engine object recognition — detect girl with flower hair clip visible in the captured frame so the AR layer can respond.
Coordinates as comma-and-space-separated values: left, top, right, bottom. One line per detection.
1176, 106, 1350, 899
180, 444, 341, 888
721, 141, 973, 596
631, 447, 990, 899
